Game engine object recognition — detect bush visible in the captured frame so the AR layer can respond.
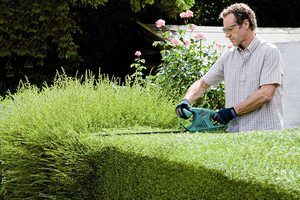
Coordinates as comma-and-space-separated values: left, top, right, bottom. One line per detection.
91, 130, 300, 199
0, 71, 299, 199
2, 127, 299, 198
0, 70, 179, 198
131, 16, 226, 109
153, 35, 225, 109
0, 70, 178, 135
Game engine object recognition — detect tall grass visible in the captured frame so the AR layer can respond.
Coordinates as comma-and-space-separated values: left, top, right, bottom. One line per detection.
0, 71, 178, 137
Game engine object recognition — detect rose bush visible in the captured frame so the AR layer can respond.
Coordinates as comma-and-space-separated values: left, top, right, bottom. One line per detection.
131, 10, 230, 109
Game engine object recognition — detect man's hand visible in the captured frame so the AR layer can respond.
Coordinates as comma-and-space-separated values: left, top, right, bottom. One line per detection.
212, 107, 237, 124
175, 99, 191, 119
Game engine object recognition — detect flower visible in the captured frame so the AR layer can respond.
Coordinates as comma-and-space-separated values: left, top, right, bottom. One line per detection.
183, 38, 191, 46
170, 38, 181, 46
227, 44, 233, 48
186, 10, 194, 18
179, 10, 194, 18
179, 12, 187, 18
188, 24, 198, 31
195, 32, 207, 40
134, 51, 141, 57
215, 42, 224, 49
155, 19, 166, 28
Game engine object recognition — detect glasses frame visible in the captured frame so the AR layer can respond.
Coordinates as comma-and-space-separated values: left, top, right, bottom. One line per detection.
222, 23, 238, 33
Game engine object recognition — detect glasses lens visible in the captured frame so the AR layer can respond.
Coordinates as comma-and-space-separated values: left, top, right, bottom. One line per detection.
223, 24, 237, 33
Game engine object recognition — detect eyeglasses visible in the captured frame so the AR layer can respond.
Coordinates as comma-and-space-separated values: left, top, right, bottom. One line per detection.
222, 23, 238, 33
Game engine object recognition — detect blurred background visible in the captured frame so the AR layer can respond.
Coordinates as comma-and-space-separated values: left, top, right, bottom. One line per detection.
0, 0, 299, 94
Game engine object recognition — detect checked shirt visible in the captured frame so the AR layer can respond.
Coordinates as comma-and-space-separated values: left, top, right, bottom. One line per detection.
202, 36, 283, 132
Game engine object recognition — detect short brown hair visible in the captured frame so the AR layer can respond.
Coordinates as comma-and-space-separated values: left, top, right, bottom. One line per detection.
220, 3, 257, 30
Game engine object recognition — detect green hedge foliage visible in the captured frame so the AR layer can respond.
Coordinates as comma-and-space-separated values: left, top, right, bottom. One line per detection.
91, 131, 300, 199
1, 72, 299, 199
1, 129, 299, 199
0, 71, 178, 198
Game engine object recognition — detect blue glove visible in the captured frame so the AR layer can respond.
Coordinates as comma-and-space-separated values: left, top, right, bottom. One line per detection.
212, 107, 237, 124
175, 99, 191, 119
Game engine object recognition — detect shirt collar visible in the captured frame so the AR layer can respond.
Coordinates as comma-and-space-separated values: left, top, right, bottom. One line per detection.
236, 36, 260, 54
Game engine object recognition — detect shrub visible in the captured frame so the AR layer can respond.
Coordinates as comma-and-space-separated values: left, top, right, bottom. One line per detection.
153, 32, 225, 109
1, 70, 299, 199
0, 70, 179, 198
2, 127, 300, 198
131, 14, 227, 109
0, 70, 178, 135
85, 129, 300, 199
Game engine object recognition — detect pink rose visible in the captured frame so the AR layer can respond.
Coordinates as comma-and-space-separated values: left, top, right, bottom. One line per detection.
179, 12, 188, 18
183, 38, 191, 46
179, 10, 194, 18
188, 24, 198, 31
215, 42, 224, 49
134, 51, 141, 57
170, 38, 181, 46
155, 19, 165, 28
195, 32, 207, 40
186, 10, 194, 18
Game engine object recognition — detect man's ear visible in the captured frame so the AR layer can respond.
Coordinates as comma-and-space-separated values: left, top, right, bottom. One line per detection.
243, 19, 250, 29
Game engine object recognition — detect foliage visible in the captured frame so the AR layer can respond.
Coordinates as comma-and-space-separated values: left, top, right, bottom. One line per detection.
0, 0, 195, 94
185, 0, 235, 26
155, 35, 225, 108
130, 18, 226, 109
91, 130, 300, 199
1, 107, 300, 199
0, 69, 299, 199
0, 1, 80, 62
141, 0, 300, 27
128, 55, 156, 87
0, 70, 177, 198
0, 70, 177, 135
130, 0, 194, 17
0, 0, 195, 65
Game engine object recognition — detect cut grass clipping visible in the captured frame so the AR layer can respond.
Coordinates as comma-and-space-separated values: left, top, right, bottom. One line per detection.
0, 71, 299, 199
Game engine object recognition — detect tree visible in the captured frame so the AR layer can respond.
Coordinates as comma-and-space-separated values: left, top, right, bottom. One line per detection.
0, 0, 194, 93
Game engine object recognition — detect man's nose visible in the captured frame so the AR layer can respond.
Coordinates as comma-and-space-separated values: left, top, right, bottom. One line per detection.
225, 32, 231, 38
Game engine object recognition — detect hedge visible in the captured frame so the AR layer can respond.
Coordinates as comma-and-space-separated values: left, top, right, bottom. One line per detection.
0, 73, 299, 199
1, 128, 299, 199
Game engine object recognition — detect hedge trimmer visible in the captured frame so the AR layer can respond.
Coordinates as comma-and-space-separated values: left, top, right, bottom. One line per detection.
98, 107, 227, 136
178, 107, 227, 132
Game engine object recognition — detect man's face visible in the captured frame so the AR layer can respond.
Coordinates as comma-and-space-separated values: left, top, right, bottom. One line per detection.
222, 13, 246, 46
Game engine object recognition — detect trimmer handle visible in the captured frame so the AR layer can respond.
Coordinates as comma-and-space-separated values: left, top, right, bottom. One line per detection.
180, 107, 227, 132
182, 108, 193, 119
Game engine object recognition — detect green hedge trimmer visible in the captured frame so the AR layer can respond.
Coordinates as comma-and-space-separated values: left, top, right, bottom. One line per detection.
179, 107, 227, 132
98, 107, 227, 136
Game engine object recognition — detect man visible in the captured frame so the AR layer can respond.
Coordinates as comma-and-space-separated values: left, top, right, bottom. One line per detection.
175, 3, 283, 132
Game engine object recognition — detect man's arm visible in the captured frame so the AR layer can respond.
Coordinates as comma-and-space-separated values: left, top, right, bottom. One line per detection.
234, 84, 278, 115
211, 84, 278, 124
184, 79, 210, 103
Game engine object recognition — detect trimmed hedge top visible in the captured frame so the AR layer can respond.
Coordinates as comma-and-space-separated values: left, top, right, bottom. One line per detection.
88, 129, 300, 197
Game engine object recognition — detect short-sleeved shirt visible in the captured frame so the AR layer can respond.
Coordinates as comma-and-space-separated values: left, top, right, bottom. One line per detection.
202, 36, 283, 132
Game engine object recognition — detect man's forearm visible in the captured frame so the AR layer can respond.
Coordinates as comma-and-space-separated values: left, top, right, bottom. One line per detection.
184, 79, 210, 103
234, 84, 277, 115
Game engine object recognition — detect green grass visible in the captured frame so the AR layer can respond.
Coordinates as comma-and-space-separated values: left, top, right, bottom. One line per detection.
0, 72, 299, 199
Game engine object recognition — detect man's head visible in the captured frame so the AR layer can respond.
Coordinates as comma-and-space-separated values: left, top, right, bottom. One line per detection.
219, 3, 257, 48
